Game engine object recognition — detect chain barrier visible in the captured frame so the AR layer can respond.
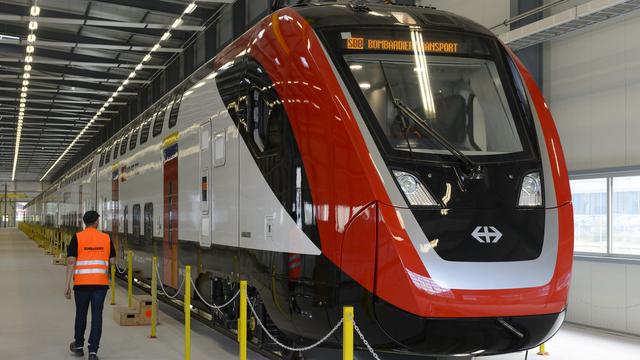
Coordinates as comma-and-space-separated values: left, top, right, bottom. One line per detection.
246, 297, 344, 352
154, 264, 185, 299
348, 314, 382, 360
189, 277, 240, 310
115, 263, 127, 275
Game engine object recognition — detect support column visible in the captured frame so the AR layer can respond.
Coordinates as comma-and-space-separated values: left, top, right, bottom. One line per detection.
510, 0, 543, 88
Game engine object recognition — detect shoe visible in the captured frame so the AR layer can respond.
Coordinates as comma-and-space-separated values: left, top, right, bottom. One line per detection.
69, 342, 84, 357
88, 353, 99, 360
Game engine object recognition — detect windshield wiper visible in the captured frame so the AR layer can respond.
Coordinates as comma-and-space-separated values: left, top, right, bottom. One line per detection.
392, 98, 482, 178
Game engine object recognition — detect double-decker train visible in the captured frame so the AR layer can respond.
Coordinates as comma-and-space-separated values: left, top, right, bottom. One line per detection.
25, 1, 573, 358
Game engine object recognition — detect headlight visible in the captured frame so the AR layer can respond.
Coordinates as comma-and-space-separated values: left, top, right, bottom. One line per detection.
518, 172, 542, 207
392, 170, 439, 207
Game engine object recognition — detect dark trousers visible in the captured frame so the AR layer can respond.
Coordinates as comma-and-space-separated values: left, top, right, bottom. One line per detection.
74, 287, 108, 353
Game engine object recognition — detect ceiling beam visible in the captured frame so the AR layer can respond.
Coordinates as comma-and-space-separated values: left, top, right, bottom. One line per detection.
0, 58, 166, 69
0, 106, 118, 114
0, 15, 206, 31
0, 75, 148, 84
0, 88, 137, 96
0, 39, 183, 52
0, 97, 127, 105
91, 0, 210, 20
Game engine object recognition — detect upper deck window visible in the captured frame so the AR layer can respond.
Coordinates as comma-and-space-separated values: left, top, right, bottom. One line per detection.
153, 102, 168, 138
169, 91, 184, 129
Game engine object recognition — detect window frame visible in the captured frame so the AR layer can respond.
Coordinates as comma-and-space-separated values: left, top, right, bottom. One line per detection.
104, 144, 112, 163
129, 126, 139, 151
113, 139, 120, 160
120, 133, 129, 156
143, 202, 153, 243
169, 90, 184, 128
140, 115, 153, 144
132, 204, 141, 241
152, 101, 168, 138
571, 169, 640, 263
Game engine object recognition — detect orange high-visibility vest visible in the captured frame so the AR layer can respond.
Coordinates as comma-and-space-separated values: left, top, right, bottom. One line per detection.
73, 228, 110, 286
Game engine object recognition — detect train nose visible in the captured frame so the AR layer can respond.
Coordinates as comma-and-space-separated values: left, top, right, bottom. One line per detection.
372, 297, 566, 356
366, 202, 567, 355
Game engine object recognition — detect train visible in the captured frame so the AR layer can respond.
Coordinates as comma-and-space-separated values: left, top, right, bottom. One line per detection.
25, 1, 574, 358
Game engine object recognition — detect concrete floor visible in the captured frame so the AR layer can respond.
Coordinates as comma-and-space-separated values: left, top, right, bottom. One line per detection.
1, 228, 639, 360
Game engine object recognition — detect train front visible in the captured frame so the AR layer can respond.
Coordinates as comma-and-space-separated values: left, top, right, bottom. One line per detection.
309, 6, 574, 358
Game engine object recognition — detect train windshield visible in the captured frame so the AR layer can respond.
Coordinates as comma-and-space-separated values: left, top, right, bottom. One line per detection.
333, 29, 534, 163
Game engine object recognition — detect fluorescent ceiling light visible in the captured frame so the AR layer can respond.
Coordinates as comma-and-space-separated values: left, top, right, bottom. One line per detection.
171, 18, 183, 28
26, 45, 34, 53
25, 55, 33, 63
135, 63, 142, 71
184, 3, 197, 14
142, 54, 151, 62
27, 34, 36, 42
160, 32, 171, 41
28, 21, 38, 30
24, 64, 32, 71
30, 6, 41, 16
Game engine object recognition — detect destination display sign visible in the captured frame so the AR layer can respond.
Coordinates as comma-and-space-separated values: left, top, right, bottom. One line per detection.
345, 37, 459, 53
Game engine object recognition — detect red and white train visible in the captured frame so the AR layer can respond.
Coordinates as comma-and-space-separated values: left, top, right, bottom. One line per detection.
26, 1, 573, 357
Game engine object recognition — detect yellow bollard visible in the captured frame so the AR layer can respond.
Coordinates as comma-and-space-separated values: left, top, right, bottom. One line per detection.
150, 256, 157, 339
343, 306, 354, 360
537, 343, 549, 356
185, 265, 191, 360
110, 264, 116, 305
239, 280, 247, 360
127, 250, 133, 309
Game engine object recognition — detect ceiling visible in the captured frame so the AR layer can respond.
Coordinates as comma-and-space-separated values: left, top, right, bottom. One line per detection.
0, 0, 230, 182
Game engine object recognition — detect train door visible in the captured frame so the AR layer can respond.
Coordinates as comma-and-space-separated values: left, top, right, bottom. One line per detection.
211, 115, 239, 248
163, 134, 179, 287
123, 205, 129, 249
112, 164, 123, 264
199, 120, 212, 248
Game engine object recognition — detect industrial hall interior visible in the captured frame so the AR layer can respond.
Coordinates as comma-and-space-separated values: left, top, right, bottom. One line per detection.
2, 0, 640, 359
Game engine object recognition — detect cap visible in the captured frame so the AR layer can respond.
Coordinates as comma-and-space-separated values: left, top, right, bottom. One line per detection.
82, 210, 100, 224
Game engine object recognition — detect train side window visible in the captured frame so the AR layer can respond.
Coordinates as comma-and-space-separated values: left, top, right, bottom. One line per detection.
129, 126, 139, 150
123, 205, 129, 236
113, 140, 120, 160
105, 145, 112, 163
169, 91, 184, 128
152, 102, 168, 138
140, 115, 152, 144
132, 204, 141, 241
120, 134, 129, 156
248, 88, 281, 154
144, 203, 153, 243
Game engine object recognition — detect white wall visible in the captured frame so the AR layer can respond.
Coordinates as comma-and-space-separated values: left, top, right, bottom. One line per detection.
568, 259, 640, 335
543, 12, 640, 171
416, 0, 511, 32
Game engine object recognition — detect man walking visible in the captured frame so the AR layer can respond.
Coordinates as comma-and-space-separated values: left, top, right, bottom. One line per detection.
64, 211, 115, 360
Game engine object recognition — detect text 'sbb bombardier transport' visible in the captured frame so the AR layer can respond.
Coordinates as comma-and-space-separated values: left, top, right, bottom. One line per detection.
25, 1, 574, 358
